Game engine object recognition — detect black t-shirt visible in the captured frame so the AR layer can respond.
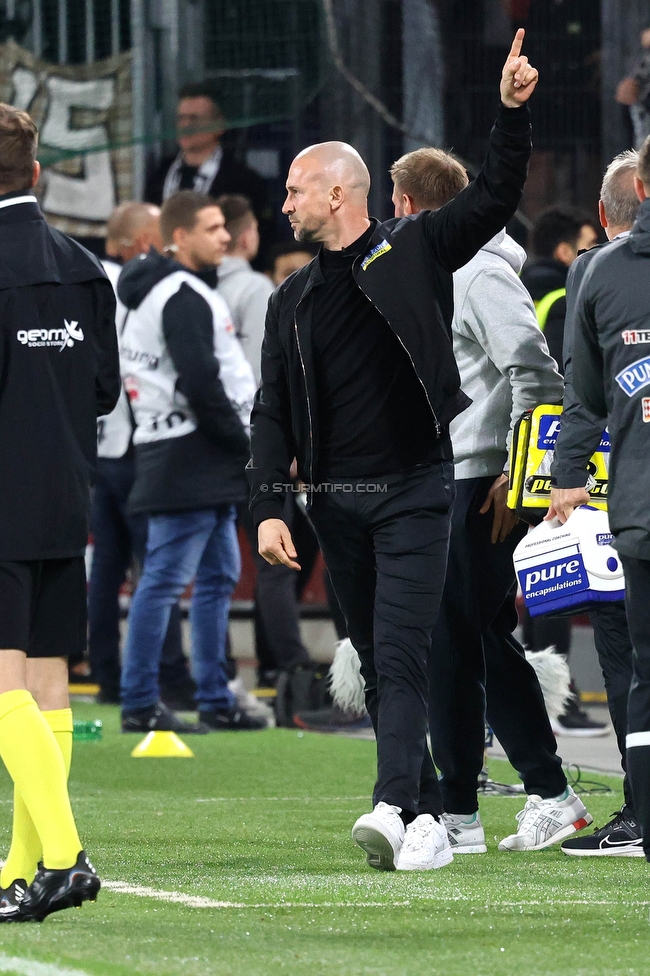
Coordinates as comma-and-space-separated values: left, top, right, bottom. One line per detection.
311, 225, 450, 478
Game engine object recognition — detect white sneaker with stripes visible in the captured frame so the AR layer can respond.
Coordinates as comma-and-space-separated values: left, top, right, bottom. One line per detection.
498, 787, 593, 852
442, 812, 487, 854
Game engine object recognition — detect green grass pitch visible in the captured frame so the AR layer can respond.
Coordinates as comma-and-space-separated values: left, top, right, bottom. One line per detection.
0, 702, 647, 976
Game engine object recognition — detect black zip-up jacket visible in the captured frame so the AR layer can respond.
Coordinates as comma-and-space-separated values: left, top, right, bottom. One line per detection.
145, 149, 274, 266
0, 193, 120, 561
573, 200, 650, 560
248, 103, 532, 526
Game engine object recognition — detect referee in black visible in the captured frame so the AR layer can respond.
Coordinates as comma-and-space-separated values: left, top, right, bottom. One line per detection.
0, 104, 119, 920
249, 32, 538, 871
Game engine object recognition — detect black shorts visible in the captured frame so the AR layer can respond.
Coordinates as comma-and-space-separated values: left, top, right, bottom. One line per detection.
0, 558, 87, 658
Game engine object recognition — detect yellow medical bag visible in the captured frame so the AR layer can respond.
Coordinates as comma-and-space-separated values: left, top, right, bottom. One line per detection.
507, 404, 609, 524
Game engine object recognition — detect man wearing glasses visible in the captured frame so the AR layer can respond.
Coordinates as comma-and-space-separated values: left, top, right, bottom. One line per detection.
145, 81, 273, 262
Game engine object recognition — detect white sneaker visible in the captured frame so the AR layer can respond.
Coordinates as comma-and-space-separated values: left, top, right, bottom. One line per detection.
498, 787, 593, 852
396, 815, 454, 871
351, 802, 405, 871
227, 678, 274, 725
443, 812, 487, 854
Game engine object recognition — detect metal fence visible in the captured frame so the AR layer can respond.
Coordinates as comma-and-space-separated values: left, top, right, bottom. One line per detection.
1, 0, 131, 62
2, 0, 628, 219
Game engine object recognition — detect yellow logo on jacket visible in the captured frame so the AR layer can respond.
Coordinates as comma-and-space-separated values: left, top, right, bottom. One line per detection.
361, 240, 392, 271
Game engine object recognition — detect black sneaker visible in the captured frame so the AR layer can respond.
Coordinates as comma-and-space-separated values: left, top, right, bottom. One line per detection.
160, 676, 197, 712
551, 693, 608, 737
293, 706, 372, 734
561, 805, 644, 857
0, 879, 30, 923
18, 852, 100, 921
121, 701, 209, 734
257, 669, 279, 690
200, 706, 267, 731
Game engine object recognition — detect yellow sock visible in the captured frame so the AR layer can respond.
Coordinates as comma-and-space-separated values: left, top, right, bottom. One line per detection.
1, 708, 73, 887
0, 692, 80, 871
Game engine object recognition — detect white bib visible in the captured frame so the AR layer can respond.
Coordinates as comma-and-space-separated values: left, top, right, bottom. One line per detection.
119, 269, 255, 446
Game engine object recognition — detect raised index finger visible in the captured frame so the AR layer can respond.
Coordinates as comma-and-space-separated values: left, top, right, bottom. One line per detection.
508, 27, 525, 60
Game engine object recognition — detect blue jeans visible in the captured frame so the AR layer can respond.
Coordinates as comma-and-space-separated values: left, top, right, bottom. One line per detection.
88, 457, 185, 697
121, 506, 240, 712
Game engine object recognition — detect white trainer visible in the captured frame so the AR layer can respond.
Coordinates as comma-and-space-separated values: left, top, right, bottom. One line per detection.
396, 815, 454, 871
352, 802, 405, 871
443, 812, 488, 854
498, 787, 593, 852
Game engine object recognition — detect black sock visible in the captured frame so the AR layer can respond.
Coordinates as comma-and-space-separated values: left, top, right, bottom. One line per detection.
399, 809, 417, 827
418, 804, 444, 820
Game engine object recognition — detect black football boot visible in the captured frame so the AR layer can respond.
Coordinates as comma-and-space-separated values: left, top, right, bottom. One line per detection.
0, 879, 30, 923
19, 851, 100, 921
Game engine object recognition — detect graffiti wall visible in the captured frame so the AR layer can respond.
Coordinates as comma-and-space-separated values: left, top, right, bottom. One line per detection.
0, 39, 133, 238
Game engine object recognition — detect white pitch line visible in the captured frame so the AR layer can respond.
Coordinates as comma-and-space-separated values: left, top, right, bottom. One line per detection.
195, 796, 369, 803
103, 882, 650, 911
0, 956, 92, 976
103, 881, 408, 908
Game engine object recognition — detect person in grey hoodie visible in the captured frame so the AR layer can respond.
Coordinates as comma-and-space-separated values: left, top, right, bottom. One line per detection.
390, 150, 592, 855
216, 194, 274, 387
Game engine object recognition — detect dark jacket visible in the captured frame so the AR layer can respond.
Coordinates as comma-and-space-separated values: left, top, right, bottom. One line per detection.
118, 252, 251, 514
145, 149, 274, 263
551, 242, 610, 489
573, 201, 650, 560
0, 194, 120, 561
248, 103, 532, 526
520, 257, 567, 370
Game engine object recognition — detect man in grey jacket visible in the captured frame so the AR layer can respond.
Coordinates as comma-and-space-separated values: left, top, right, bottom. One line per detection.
549, 151, 643, 857
391, 149, 593, 854
573, 139, 650, 861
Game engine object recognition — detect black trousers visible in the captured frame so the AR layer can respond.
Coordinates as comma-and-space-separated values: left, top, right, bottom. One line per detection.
88, 456, 186, 697
521, 608, 572, 657
428, 476, 566, 813
308, 462, 454, 816
620, 555, 650, 857
590, 602, 634, 809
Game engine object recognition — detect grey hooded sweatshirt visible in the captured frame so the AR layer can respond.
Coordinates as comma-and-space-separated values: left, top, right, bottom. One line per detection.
217, 256, 274, 386
450, 229, 563, 480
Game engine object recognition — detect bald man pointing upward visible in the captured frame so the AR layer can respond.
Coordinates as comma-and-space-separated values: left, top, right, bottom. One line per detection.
249, 31, 538, 872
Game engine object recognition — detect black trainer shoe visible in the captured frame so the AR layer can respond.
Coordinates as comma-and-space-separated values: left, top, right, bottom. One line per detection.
293, 705, 372, 734
0, 879, 30, 923
18, 852, 100, 922
121, 701, 209, 734
160, 676, 198, 712
551, 693, 608, 737
561, 805, 644, 857
257, 669, 279, 690
200, 706, 267, 731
